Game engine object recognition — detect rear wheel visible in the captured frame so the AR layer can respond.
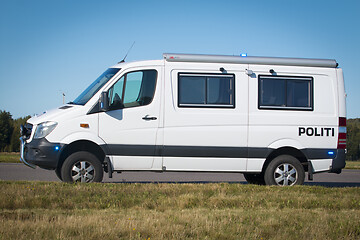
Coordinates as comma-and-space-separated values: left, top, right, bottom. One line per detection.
61, 151, 103, 183
264, 155, 305, 186
243, 173, 265, 185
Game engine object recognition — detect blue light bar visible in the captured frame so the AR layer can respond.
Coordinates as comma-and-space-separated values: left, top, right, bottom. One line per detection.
240, 53, 247, 57
328, 151, 334, 155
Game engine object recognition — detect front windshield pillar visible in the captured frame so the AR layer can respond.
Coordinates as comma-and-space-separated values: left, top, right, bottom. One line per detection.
72, 68, 120, 105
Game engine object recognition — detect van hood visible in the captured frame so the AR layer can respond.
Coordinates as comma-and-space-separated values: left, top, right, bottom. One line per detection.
27, 105, 82, 125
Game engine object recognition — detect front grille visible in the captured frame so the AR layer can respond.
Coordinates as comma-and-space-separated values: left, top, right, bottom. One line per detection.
20, 123, 33, 140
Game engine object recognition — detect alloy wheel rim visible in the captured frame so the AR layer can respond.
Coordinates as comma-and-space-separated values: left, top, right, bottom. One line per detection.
71, 161, 95, 183
273, 163, 298, 186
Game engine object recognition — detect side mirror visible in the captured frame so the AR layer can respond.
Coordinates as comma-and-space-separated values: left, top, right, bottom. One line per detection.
100, 92, 109, 112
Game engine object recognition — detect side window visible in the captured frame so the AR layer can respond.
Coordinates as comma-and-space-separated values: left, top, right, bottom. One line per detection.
258, 75, 313, 110
109, 76, 124, 110
108, 70, 157, 110
123, 72, 143, 105
178, 73, 235, 108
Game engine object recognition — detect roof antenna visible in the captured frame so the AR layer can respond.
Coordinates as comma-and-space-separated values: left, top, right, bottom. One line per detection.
119, 41, 135, 63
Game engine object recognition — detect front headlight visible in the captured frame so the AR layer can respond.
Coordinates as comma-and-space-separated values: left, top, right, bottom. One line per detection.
34, 121, 58, 139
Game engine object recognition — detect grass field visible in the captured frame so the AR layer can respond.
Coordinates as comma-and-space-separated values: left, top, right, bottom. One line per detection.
346, 160, 360, 169
0, 152, 20, 163
0, 181, 360, 239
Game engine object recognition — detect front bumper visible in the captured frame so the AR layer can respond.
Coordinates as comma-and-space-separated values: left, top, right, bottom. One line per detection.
20, 137, 36, 169
20, 137, 64, 170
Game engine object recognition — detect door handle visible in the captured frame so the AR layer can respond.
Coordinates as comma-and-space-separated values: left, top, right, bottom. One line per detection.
142, 115, 157, 121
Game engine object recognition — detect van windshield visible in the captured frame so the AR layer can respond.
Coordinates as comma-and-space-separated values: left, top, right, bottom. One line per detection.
71, 68, 120, 105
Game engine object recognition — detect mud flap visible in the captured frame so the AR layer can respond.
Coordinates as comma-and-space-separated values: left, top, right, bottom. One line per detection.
104, 157, 113, 178
307, 161, 313, 181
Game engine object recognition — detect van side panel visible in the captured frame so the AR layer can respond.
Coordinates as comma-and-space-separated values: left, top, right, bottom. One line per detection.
248, 65, 339, 173
336, 68, 346, 118
163, 62, 249, 172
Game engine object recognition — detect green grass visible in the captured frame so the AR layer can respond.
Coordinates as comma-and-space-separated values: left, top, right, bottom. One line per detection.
0, 152, 20, 163
0, 181, 360, 239
346, 160, 360, 169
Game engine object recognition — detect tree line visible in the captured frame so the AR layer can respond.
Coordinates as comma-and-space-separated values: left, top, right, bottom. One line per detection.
347, 118, 360, 160
0, 110, 30, 152
0, 110, 359, 160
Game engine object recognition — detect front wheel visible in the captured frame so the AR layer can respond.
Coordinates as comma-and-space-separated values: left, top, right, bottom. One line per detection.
264, 155, 305, 186
61, 151, 103, 183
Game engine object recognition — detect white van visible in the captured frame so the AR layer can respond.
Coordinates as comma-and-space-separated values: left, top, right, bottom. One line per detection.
20, 53, 347, 185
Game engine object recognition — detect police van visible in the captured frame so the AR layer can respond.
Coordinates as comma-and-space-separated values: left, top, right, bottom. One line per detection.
20, 53, 347, 185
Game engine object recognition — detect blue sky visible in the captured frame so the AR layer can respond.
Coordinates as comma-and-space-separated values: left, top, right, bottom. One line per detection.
0, 0, 359, 118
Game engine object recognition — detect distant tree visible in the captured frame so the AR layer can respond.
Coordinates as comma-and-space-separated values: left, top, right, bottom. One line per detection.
10, 116, 31, 152
347, 118, 360, 160
0, 110, 14, 152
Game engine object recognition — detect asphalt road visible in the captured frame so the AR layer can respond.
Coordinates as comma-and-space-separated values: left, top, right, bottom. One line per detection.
1, 163, 360, 187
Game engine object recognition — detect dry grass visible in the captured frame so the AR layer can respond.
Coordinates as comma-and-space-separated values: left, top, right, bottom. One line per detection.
0, 181, 360, 239
1, 208, 360, 240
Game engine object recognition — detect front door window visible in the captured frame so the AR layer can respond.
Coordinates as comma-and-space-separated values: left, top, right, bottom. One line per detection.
108, 70, 157, 110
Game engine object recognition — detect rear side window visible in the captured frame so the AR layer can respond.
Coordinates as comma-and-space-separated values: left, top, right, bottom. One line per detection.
258, 75, 313, 111
178, 73, 235, 108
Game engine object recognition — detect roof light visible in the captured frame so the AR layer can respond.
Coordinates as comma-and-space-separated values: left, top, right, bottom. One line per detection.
240, 53, 247, 57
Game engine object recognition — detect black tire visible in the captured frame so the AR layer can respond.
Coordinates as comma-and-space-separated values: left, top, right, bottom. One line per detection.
264, 155, 305, 186
243, 173, 265, 185
61, 151, 103, 183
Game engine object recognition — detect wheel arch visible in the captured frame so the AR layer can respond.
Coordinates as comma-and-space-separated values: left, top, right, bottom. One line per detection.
261, 147, 308, 173
57, 140, 105, 170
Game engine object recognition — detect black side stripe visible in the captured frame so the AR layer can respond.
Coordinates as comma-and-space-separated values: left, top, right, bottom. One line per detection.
101, 144, 338, 160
